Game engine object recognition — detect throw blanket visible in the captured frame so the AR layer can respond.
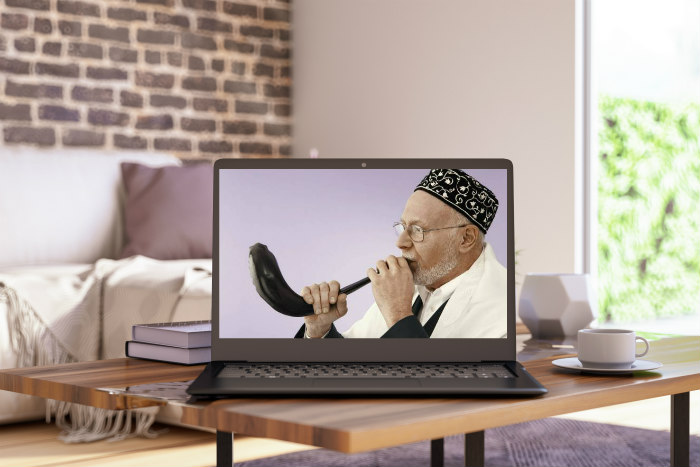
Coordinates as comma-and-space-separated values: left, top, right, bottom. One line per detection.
0, 256, 212, 443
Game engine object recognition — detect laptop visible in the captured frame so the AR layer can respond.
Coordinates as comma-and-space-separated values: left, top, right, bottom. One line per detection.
187, 158, 547, 396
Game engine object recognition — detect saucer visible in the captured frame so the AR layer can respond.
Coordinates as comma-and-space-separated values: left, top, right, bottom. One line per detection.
552, 357, 662, 374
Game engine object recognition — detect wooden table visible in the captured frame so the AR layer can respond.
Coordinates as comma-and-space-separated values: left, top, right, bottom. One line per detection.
1, 336, 698, 467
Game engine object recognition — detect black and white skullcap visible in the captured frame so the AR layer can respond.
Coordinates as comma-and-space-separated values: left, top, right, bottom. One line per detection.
414, 169, 498, 233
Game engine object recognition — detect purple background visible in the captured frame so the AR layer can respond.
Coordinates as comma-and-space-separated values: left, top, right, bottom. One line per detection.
219, 169, 507, 338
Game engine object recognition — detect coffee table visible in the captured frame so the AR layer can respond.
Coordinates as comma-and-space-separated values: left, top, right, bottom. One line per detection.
1, 336, 698, 467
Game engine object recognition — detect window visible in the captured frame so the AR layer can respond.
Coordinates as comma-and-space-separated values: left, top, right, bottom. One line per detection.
591, 0, 700, 328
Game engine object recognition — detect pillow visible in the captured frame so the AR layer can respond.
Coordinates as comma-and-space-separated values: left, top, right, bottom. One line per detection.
120, 162, 213, 260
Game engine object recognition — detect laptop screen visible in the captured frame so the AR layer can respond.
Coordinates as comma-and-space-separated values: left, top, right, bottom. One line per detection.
213, 159, 515, 362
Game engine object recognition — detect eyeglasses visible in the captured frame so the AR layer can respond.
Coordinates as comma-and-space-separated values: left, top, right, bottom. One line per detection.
393, 222, 468, 243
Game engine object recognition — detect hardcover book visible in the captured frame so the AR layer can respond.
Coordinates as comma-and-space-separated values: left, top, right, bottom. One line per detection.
132, 320, 211, 348
126, 341, 210, 365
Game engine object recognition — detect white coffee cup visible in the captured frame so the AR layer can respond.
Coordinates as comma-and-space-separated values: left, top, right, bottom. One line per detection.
577, 329, 649, 369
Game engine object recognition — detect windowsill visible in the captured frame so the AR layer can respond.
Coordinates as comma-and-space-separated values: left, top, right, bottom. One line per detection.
597, 312, 700, 336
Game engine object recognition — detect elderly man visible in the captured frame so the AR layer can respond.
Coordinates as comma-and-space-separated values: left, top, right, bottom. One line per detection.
295, 169, 507, 339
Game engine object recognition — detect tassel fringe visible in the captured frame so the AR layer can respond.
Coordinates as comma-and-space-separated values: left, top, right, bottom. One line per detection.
2, 284, 163, 443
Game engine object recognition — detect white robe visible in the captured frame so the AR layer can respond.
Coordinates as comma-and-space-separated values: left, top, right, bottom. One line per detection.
340, 243, 507, 338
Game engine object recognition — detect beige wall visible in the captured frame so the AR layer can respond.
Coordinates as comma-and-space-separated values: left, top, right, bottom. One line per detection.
292, 0, 579, 281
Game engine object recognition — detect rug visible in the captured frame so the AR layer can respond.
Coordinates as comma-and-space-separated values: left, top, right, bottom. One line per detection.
238, 418, 700, 467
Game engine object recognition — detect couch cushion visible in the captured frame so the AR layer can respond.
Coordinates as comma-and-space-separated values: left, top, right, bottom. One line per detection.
120, 162, 213, 260
0, 149, 180, 268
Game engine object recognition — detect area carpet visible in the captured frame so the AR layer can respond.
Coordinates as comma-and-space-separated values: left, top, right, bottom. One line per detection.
238, 418, 700, 467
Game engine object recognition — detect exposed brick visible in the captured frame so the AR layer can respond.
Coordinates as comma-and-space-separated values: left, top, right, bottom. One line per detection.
42, 41, 62, 56
38, 104, 80, 121
224, 80, 255, 94
145, 50, 161, 64
223, 2, 257, 18
6, 80, 62, 99
188, 55, 205, 71
120, 90, 143, 108
167, 52, 182, 66
88, 108, 129, 126
253, 63, 273, 78
137, 29, 175, 45
109, 46, 137, 63
150, 94, 187, 109
211, 59, 224, 72
7, 0, 51, 10
114, 134, 147, 150
108, 8, 147, 22
197, 17, 232, 33
57, 0, 100, 17
182, 76, 217, 92
263, 7, 290, 22
193, 98, 227, 112
231, 61, 246, 75
87, 66, 127, 80
4, 126, 55, 146
14, 37, 36, 52
36, 62, 80, 78
240, 141, 271, 155
183, 0, 216, 10
224, 39, 254, 54
278, 29, 290, 41
135, 71, 175, 89
154, 12, 190, 29
0, 57, 30, 74
68, 42, 103, 59
71, 85, 113, 103
274, 103, 291, 117
240, 25, 273, 39
200, 140, 233, 153
135, 114, 173, 130
63, 129, 105, 147
263, 123, 290, 136
58, 20, 81, 36
34, 18, 52, 34
154, 137, 191, 151
2, 13, 29, 30
223, 120, 256, 135
263, 84, 290, 98
136, 0, 174, 6
260, 44, 290, 60
89, 24, 129, 43
0, 103, 31, 121
182, 117, 215, 132
182, 33, 216, 50
235, 100, 267, 115
281, 66, 291, 78
279, 144, 292, 156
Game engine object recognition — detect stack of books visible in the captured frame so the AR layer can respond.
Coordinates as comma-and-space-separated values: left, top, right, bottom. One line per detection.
126, 320, 211, 365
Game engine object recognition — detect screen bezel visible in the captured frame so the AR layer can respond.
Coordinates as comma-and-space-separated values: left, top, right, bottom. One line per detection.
212, 158, 515, 362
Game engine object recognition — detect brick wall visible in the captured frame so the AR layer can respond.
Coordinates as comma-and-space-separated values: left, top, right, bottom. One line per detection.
0, 0, 291, 157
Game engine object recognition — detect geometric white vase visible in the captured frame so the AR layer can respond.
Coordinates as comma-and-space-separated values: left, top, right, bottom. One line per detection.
518, 273, 597, 338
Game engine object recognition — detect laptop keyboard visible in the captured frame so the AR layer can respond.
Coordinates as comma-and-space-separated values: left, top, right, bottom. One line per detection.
219, 363, 514, 379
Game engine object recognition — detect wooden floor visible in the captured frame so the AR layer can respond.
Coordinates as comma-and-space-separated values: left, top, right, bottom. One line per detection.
1, 391, 697, 467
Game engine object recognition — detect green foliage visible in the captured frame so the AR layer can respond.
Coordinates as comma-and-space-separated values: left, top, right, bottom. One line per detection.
597, 96, 700, 323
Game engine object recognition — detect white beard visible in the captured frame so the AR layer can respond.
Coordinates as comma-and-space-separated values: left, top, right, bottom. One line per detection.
408, 238, 460, 287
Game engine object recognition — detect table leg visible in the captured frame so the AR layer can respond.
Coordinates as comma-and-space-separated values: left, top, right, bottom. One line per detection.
430, 438, 444, 467
464, 430, 485, 467
217, 430, 234, 467
671, 392, 690, 467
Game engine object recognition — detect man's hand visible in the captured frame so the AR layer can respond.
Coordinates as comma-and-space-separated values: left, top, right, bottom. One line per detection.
301, 280, 348, 338
367, 255, 415, 328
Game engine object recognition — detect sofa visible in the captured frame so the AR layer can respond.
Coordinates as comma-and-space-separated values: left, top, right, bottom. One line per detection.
0, 147, 212, 429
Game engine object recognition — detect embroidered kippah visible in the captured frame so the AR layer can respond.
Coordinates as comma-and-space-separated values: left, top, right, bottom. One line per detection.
414, 169, 498, 233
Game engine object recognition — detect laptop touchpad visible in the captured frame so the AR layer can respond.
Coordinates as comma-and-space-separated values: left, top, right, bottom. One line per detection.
311, 379, 421, 388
